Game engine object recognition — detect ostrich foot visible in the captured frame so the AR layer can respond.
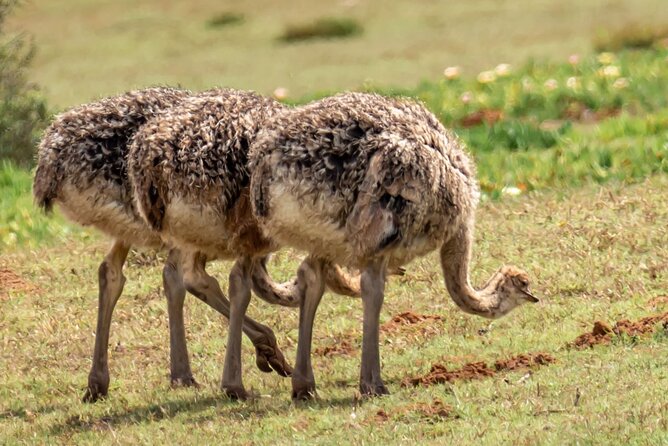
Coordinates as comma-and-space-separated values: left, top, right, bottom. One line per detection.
359, 381, 390, 398
170, 375, 199, 388
82, 374, 109, 403
252, 332, 293, 377
223, 385, 248, 401
291, 381, 317, 402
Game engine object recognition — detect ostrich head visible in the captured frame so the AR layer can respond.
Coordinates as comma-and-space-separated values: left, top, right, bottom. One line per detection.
480, 265, 539, 317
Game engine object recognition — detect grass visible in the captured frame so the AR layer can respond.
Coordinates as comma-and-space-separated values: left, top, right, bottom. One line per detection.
1, 175, 667, 443
6, 0, 668, 108
3, 48, 666, 248
0, 161, 83, 249
2, 1, 668, 442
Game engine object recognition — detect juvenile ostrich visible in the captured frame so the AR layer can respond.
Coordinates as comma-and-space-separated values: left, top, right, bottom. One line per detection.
128, 88, 364, 399
32, 87, 298, 402
248, 92, 539, 399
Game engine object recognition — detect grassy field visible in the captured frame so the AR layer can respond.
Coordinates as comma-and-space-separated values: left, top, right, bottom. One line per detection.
2, 0, 668, 443
1, 176, 667, 444
6, 0, 668, 108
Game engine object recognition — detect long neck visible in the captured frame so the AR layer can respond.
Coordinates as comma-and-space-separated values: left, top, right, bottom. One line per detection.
439, 223, 502, 319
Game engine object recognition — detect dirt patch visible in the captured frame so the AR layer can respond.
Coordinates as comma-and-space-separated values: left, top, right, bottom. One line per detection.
411, 399, 458, 421
403, 352, 554, 388
571, 312, 668, 349
459, 109, 503, 127
373, 399, 458, 425
314, 339, 356, 358
374, 409, 390, 423
561, 102, 620, 123
381, 311, 443, 338
0, 267, 39, 299
647, 296, 668, 308
494, 353, 556, 372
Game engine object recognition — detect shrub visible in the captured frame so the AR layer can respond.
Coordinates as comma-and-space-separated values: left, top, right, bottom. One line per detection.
280, 17, 362, 42
206, 12, 245, 29
594, 24, 668, 52
0, 0, 49, 167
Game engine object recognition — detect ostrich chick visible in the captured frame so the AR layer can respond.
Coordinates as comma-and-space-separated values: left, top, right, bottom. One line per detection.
248, 92, 539, 399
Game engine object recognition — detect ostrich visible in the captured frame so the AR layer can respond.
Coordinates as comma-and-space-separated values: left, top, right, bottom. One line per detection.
32, 87, 307, 402
247, 92, 539, 400
128, 88, 368, 399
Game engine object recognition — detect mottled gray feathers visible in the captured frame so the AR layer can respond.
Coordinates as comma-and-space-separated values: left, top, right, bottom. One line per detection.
33, 87, 189, 213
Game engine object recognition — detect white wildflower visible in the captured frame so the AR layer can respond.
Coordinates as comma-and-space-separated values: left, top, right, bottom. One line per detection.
443, 66, 461, 80
612, 77, 630, 89
272, 87, 289, 100
494, 63, 512, 77
460, 91, 474, 104
566, 77, 579, 89
598, 65, 621, 78
544, 79, 558, 91
477, 70, 497, 84
502, 186, 522, 196
597, 52, 616, 65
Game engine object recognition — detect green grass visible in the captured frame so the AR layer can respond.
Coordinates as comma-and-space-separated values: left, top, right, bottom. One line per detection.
6, 0, 668, 108
2, 2, 668, 442
1, 176, 667, 443
0, 162, 84, 250
4, 49, 666, 249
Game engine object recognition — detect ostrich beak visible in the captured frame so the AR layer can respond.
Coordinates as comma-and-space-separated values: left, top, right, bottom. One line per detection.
521, 289, 539, 303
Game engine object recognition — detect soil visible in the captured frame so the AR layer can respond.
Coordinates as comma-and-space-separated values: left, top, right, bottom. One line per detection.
402, 352, 554, 388
0, 267, 39, 299
647, 296, 668, 308
459, 109, 503, 127
561, 102, 621, 123
374, 409, 390, 423
314, 339, 356, 357
381, 311, 442, 332
411, 399, 457, 421
570, 312, 668, 349
493, 353, 556, 372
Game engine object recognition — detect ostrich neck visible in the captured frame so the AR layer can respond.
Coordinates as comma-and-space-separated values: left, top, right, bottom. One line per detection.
439, 224, 500, 319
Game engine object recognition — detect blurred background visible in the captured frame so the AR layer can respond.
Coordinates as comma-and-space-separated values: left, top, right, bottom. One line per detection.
1, 0, 667, 247
6, 0, 668, 107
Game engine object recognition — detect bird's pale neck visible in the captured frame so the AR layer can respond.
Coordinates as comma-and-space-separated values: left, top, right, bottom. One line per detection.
439, 224, 506, 319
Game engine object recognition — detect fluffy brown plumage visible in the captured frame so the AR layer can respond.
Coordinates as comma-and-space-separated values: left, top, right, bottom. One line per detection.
250, 91, 479, 267
33, 86, 190, 246
247, 92, 536, 400
129, 88, 283, 259
31, 87, 297, 403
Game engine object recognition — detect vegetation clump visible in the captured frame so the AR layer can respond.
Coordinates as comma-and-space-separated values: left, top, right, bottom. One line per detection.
0, 0, 48, 167
280, 17, 362, 42
594, 23, 668, 52
206, 12, 245, 29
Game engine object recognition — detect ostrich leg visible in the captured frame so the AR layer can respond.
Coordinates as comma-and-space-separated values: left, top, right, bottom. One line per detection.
222, 257, 254, 399
162, 248, 198, 387
359, 257, 389, 397
291, 257, 326, 401
181, 252, 292, 378
83, 240, 131, 402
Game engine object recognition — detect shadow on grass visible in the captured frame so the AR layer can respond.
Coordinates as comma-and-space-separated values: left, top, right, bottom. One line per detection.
47, 392, 361, 436
0, 404, 64, 421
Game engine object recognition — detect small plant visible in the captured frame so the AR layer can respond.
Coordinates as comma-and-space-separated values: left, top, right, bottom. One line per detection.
594, 24, 668, 52
206, 12, 245, 29
279, 17, 362, 42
